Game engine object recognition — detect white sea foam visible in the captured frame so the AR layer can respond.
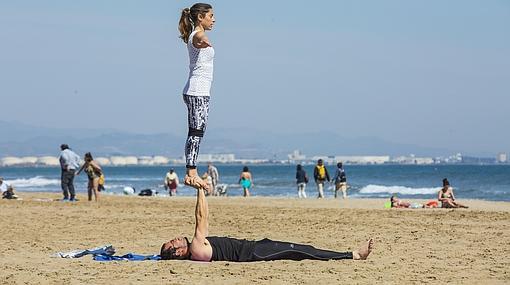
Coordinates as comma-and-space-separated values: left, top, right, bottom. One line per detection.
7, 176, 60, 188
359, 184, 440, 195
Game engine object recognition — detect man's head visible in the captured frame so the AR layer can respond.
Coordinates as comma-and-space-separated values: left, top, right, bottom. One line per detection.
160, 236, 191, 260
317, 159, 323, 165
169, 168, 174, 174
60, 144, 69, 151
0, 177, 3, 185
337, 162, 343, 168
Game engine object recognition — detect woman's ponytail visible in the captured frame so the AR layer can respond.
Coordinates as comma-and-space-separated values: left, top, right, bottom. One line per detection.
178, 8, 193, 43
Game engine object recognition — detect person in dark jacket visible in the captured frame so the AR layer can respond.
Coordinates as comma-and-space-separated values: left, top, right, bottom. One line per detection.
313, 159, 330, 198
295, 164, 309, 198
333, 162, 348, 199
159, 181, 374, 262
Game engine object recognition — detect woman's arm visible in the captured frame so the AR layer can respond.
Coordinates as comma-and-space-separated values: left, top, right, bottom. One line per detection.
192, 31, 212, 48
76, 163, 86, 175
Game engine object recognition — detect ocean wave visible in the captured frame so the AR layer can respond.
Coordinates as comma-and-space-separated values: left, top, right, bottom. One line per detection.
359, 184, 440, 195
7, 176, 60, 188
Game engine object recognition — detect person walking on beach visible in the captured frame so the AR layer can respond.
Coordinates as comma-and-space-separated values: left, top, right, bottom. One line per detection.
239, 166, 253, 197
164, 169, 180, 196
178, 3, 215, 193
159, 183, 374, 262
438, 178, 468, 208
58, 144, 80, 202
295, 164, 308, 198
76, 152, 103, 202
333, 162, 348, 199
313, 159, 330, 198
207, 163, 219, 195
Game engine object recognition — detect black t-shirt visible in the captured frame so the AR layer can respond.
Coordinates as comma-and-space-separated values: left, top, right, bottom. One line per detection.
207, 236, 257, 262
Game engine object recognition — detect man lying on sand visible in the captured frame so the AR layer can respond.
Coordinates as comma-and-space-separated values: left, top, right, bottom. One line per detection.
160, 187, 373, 262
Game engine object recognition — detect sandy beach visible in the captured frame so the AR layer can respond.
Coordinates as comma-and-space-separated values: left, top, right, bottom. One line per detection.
0, 192, 508, 284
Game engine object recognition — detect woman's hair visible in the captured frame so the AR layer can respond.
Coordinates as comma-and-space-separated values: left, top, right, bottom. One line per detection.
296, 164, 302, 171
84, 152, 93, 161
442, 178, 450, 187
178, 3, 213, 43
243, 166, 249, 172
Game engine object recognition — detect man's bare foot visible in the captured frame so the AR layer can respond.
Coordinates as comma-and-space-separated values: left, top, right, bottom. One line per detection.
184, 174, 210, 191
352, 239, 374, 260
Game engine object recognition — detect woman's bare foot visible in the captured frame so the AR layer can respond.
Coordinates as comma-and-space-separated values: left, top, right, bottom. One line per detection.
352, 239, 374, 260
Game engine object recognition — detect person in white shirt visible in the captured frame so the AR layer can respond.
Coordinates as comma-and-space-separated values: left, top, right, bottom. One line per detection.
58, 144, 81, 201
178, 3, 215, 193
165, 169, 180, 196
0, 177, 11, 194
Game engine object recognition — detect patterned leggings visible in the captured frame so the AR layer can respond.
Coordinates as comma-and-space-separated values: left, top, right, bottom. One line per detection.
183, 95, 210, 168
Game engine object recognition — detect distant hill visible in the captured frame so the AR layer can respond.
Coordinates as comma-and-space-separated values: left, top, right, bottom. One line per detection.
0, 121, 452, 158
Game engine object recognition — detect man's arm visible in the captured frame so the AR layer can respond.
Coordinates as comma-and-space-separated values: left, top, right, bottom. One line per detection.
190, 188, 212, 261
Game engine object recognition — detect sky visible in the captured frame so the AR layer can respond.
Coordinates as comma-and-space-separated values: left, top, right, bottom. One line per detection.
0, 0, 509, 156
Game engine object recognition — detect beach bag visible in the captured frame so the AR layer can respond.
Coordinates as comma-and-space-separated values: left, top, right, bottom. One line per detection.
98, 174, 105, 186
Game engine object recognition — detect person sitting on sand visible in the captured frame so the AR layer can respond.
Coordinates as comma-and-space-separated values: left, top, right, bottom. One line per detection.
2, 185, 19, 200
159, 185, 374, 262
0, 177, 11, 194
438, 178, 468, 208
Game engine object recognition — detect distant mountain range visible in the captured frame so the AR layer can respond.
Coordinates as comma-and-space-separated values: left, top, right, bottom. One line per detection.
0, 121, 452, 158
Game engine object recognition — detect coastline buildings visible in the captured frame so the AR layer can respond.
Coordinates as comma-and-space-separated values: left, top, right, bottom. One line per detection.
497, 152, 508, 163
1, 151, 508, 167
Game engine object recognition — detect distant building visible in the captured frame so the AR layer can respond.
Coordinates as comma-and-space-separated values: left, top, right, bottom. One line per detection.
197, 153, 236, 163
497, 152, 508, 163
335, 156, 390, 165
288, 150, 306, 163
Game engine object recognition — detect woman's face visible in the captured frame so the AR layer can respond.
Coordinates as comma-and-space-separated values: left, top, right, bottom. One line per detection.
198, 9, 215, 30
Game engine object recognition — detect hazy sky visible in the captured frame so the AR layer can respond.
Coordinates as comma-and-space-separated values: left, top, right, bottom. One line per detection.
1, 0, 509, 155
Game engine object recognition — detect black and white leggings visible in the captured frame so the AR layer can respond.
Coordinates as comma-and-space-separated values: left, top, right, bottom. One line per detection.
183, 95, 210, 168
251, 239, 353, 261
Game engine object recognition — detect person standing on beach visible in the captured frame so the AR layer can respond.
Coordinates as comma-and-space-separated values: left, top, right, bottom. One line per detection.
207, 163, 219, 195
76, 152, 103, 202
164, 169, 180, 196
239, 166, 253, 197
178, 3, 215, 193
332, 162, 348, 199
313, 159, 330, 198
295, 164, 308, 198
58, 144, 80, 201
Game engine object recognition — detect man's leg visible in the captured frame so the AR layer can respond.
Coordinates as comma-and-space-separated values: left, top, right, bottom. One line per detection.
251, 239, 353, 261
317, 182, 324, 198
67, 170, 76, 200
61, 171, 70, 200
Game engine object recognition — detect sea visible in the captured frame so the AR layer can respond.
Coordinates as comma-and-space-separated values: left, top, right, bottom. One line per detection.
1, 164, 509, 201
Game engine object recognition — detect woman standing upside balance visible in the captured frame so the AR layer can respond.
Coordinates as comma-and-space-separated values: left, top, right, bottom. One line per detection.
178, 3, 215, 191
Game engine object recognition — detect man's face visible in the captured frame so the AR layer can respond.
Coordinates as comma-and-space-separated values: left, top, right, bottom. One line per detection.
162, 236, 188, 258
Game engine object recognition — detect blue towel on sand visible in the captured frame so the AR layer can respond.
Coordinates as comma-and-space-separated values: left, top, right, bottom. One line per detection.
94, 253, 161, 261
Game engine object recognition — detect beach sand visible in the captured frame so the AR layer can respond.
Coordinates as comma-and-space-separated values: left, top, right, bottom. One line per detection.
0, 192, 508, 284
